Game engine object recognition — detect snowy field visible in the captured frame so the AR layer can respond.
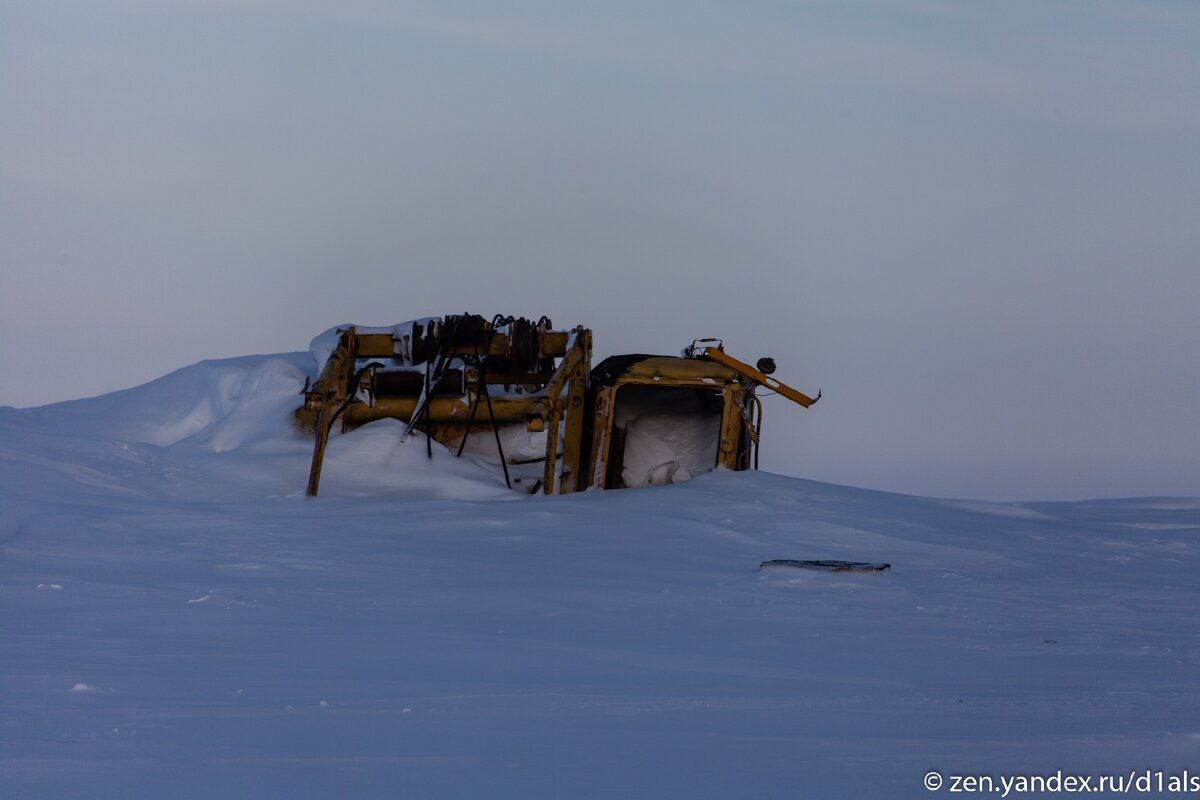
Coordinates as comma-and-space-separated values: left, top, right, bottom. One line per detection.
2, 353, 1198, 799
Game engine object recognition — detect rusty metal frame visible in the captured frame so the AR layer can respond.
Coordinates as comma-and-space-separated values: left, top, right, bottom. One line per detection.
300, 322, 591, 497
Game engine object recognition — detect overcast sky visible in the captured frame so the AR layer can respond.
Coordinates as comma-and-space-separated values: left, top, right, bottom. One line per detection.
3, 0, 1197, 501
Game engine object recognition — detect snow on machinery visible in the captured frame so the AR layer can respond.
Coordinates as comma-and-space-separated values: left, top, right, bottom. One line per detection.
296, 314, 820, 496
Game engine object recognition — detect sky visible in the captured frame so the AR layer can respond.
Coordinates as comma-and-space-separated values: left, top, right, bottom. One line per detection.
2, 0, 1197, 501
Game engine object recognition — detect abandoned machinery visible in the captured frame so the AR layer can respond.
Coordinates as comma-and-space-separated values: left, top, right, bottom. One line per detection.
296, 314, 820, 496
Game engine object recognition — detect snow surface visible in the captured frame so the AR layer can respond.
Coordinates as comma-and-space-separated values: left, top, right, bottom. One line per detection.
2, 353, 1199, 798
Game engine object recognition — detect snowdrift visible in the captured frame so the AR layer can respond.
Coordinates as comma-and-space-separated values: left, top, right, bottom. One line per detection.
2, 353, 516, 502
2, 354, 1198, 799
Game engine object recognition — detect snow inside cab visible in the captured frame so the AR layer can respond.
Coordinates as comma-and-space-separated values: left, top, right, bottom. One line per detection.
296, 315, 819, 496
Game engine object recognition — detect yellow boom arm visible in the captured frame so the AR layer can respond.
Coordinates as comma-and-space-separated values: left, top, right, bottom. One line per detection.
701, 348, 821, 408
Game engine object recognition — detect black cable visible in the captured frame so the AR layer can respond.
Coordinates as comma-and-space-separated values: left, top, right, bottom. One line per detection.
423, 358, 433, 458
450, 320, 511, 490
413, 314, 467, 456
754, 394, 763, 470
479, 326, 512, 489
327, 362, 382, 429
456, 331, 485, 458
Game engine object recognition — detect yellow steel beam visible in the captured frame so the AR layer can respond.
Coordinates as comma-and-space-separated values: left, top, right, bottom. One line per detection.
534, 328, 588, 494
557, 330, 591, 493
341, 395, 539, 425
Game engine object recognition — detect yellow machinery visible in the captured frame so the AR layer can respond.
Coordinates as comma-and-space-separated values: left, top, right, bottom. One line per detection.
297, 315, 818, 496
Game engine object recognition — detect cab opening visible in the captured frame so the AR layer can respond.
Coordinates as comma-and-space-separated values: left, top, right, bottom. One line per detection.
607, 385, 724, 488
